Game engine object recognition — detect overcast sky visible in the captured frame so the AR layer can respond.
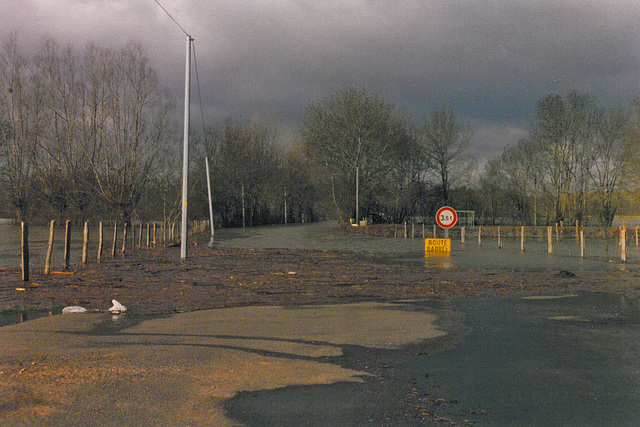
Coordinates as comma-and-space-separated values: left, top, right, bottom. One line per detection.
2, 0, 640, 160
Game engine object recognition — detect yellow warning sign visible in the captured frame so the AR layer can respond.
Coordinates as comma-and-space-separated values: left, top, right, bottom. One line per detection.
425, 238, 451, 253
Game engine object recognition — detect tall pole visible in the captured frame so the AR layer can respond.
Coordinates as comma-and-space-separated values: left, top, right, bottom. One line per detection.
181, 35, 192, 259
284, 187, 287, 225
205, 156, 215, 246
242, 184, 246, 228
355, 166, 359, 224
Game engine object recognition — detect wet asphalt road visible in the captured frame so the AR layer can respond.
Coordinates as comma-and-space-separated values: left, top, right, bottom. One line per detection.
225, 294, 640, 426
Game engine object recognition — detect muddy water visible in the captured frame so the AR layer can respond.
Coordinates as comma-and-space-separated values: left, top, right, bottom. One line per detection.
213, 222, 634, 271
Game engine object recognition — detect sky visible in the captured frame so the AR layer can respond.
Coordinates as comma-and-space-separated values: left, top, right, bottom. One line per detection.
2, 0, 640, 161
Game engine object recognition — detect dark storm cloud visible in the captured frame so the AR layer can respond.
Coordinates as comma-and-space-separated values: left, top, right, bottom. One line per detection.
2, 0, 640, 159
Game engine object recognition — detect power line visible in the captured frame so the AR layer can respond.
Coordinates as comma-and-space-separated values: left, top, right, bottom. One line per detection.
192, 42, 207, 136
153, 0, 190, 37
153, 0, 206, 134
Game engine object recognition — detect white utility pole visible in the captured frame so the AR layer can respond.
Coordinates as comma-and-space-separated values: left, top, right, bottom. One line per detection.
180, 35, 192, 259
205, 156, 215, 247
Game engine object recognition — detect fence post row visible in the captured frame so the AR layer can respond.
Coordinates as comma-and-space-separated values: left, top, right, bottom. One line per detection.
12, 221, 639, 280
14, 221, 190, 276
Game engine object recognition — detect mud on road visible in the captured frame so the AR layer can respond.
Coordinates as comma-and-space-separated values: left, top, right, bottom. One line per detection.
2, 242, 640, 315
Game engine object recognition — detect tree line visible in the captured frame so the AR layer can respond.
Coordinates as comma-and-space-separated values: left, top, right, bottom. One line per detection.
2, 35, 639, 227
0, 33, 173, 223
480, 91, 640, 226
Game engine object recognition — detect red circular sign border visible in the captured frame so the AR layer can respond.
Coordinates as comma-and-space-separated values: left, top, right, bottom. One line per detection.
436, 206, 458, 229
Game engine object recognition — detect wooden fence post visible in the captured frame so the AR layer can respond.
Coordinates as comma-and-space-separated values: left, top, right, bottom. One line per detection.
621, 224, 627, 263
21, 222, 29, 281
146, 222, 151, 248
498, 226, 502, 249
580, 229, 585, 259
461, 226, 465, 244
44, 220, 55, 275
121, 223, 128, 255
111, 223, 118, 258
478, 226, 482, 246
82, 221, 89, 266
521, 225, 525, 252
63, 220, 71, 270
97, 221, 103, 262
547, 226, 553, 255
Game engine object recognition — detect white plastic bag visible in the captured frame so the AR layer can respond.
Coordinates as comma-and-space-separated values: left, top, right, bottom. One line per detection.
62, 306, 88, 314
108, 299, 127, 314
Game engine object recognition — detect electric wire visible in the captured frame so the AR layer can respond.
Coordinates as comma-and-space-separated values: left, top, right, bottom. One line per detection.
152, 0, 207, 135
192, 42, 207, 136
153, 0, 190, 37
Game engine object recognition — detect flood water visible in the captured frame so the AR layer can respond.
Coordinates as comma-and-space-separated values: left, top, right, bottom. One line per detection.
1, 221, 635, 271
211, 222, 634, 272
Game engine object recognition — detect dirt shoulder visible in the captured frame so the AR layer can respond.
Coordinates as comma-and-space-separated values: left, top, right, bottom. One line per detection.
2, 242, 640, 315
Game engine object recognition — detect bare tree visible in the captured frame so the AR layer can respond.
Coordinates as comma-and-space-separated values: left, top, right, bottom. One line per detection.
589, 106, 629, 225
201, 117, 283, 227
419, 108, 474, 206
0, 34, 174, 222
301, 86, 415, 222
531, 91, 599, 224
478, 158, 506, 225
83, 42, 174, 222
0, 33, 34, 221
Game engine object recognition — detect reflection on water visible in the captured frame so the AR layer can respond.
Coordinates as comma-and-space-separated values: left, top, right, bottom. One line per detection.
424, 252, 454, 269
212, 221, 425, 253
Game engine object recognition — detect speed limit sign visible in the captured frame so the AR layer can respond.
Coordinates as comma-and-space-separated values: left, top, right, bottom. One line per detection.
436, 206, 458, 229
